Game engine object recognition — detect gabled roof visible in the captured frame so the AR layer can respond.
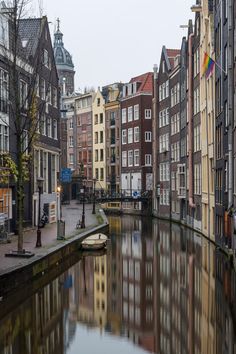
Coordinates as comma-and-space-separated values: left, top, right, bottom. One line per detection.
18, 18, 42, 57
162, 46, 180, 71
129, 72, 153, 93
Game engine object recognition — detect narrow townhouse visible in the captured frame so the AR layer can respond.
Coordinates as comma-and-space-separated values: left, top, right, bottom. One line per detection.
156, 47, 180, 219
104, 83, 123, 195
92, 88, 106, 192
170, 54, 181, 221
120, 73, 153, 211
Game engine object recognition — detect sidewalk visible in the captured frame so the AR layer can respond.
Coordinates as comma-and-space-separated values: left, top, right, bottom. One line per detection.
0, 200, 103, 276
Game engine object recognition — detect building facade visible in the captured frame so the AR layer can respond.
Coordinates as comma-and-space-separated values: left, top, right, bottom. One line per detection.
92, 89, 106, 190
104, 84, 123, 195
120, 73, 153, 210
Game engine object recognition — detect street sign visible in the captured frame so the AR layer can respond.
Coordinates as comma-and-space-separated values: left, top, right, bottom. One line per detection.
60, 168, 72, 183
132, 191, 141, 199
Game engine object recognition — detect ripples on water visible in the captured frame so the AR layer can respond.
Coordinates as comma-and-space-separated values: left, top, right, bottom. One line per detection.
0, 215, 235, 354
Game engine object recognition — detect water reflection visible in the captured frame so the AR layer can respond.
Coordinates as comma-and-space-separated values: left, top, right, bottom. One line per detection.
0, 216, 236, 354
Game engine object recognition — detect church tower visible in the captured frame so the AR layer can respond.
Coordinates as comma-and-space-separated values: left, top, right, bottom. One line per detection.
54, 19, 75, 95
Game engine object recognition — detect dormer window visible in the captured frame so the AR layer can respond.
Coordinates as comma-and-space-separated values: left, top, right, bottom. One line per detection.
128, 83, 132, 96
162, 61, 165, 73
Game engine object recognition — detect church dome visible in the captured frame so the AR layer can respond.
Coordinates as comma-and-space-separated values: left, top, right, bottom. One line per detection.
54, 20, 74, 70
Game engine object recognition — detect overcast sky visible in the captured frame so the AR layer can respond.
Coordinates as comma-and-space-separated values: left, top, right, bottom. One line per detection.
31, 0, 194, 91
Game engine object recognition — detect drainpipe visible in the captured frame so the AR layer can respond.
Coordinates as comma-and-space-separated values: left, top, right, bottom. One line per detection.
188, 33, 195, 208
153, 64, 158, 213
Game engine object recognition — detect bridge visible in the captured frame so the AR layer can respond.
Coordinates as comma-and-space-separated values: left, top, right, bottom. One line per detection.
95, 189, 152, 203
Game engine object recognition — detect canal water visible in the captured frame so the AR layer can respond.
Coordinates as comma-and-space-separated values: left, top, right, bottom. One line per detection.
0, 215, 235, 354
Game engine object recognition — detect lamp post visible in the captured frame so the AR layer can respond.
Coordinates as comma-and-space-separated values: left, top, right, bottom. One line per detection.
57, 185, 65, 240
81, 180, 86, 228
36, 177, 44, 248
92, 177, 96, 214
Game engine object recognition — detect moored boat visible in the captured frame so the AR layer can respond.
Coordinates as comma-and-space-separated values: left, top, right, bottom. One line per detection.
80, 233, 108, 251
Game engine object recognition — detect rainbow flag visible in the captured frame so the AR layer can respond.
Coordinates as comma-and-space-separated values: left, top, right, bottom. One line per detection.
202, 52, 215, 78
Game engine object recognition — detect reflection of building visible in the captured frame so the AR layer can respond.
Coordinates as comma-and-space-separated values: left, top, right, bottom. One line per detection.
121, 216, 155, 352
107, 216, 122, 335
77, 256, 95, 326
94, 254, 108, 328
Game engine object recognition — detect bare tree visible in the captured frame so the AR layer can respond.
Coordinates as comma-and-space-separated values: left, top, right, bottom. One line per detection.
0, 0, 53, 253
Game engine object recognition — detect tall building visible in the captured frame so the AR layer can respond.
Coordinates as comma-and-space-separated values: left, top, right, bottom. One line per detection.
155, 47, 180, 219
92, 89, 106, 190
200, 0, 215, 242
19, 17, 61, 226
104, 83, 123, 195
120, 73, 153, 211
54, 19, 75, 95
74, 92, 95, 195
214, 0, 232, 248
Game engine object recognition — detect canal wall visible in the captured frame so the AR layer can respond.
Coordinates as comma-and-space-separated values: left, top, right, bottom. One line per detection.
0, 210, 109, 297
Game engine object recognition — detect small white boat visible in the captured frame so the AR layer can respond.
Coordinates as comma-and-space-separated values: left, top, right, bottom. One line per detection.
81, 233, 108, 251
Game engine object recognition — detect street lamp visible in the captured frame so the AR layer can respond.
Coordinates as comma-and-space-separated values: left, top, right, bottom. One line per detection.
57, 185, 65, 240
81, 180, 86, 228
92, 177, 96, 214
36, 177, 44, 248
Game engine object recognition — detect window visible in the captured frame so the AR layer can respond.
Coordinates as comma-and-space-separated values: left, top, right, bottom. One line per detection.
122, 151, 127, 167
128, 150, 133, 166
97, 98, 100, 106
100, 113, 103, 124
47, 117, 52, 137
95, 149, 98, 162
122, 129, 127, 144
43, 49, 50, 68
134, 126, 139, 142
194, 87, 200, 114
69, 119, 73, 129
160, 189, 169, 205
95, 168, 99, 180
0, 68, 8, 113
171, 142, 180, 162
128, 106, 133, 122
145, 131, 152, 142
100, 131, 103, 143
0, 124, 9, 151
69, 136, 73, 147
162, 61, 165, 73
171, 113, 180, 135
128, 128, 133, 144
122, 108, 126, 123
134, 104, 139, 120
95, 114, 98, 124
177, 164, 186, 197
100, 149, 104, 161
194, 164, 201, 195
52, 87, 57, 108
100, 168, 104, 181
40, 78, 45, 101
145, 154, 152, 166
41, 115, 46, 135
160, 163, 170, 181
159, 133, 169, 153
224, 45, 228, 75
134, 149, 139, 166
95, 132, 98, 144
69, 154, 73, 164
20, 80, 28, 109
145, 109, 151, 119
194, 125, 200, 152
